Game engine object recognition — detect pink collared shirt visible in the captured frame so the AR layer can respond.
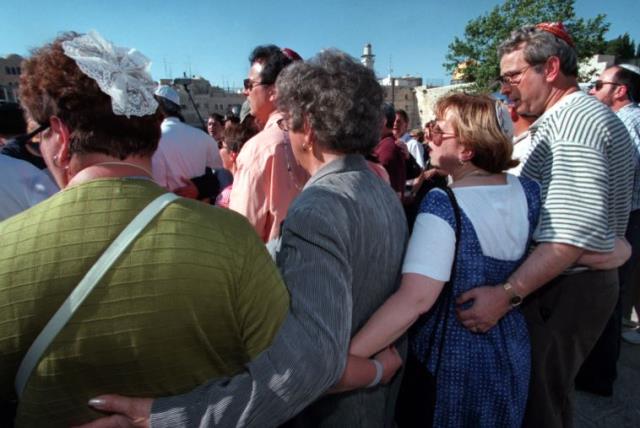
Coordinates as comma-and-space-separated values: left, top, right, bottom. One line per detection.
229, 111, 309, 243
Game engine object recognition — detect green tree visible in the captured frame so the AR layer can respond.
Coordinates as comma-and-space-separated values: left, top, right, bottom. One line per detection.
603, 33, 636, 60
444, 0, 609, 90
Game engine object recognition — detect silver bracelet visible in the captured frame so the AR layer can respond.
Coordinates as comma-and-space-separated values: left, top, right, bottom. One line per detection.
367, 358, 384, 388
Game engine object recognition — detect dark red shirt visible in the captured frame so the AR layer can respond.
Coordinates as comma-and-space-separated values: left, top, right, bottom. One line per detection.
374, 135, 406, 194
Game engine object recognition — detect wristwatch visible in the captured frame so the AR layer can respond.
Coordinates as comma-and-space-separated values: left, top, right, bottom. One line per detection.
503, 282, 523, 307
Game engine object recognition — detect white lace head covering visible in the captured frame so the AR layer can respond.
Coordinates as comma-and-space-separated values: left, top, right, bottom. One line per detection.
62, 31, 158, 117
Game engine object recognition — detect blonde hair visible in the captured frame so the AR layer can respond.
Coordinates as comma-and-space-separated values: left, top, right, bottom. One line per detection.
434, 93, 518, 173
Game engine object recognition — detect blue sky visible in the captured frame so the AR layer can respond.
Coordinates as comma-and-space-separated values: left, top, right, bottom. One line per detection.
2, 0, 638, 88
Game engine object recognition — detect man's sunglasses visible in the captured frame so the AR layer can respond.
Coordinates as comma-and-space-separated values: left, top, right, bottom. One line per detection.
243, 79, 270, 91
590, 80, 623, 91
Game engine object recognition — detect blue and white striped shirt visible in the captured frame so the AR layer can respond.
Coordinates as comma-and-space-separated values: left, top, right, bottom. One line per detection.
522, 91, 634, 253
617, 103, 640, 211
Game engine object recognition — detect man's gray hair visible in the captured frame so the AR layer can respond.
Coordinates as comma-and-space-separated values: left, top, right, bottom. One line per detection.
498, 25, 578, 77
276, 49, 383, 154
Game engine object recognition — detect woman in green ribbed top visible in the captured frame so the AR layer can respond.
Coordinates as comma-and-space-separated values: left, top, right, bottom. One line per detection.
0, 32, 289, 428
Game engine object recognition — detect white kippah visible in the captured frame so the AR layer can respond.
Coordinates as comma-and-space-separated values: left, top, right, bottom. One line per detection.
620, 64, 640, 76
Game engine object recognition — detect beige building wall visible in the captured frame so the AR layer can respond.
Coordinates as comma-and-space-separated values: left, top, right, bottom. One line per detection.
414, 83, 473, 126
159, 77, 244, 128
0, 54, 23, 103
383, 85, 422, 129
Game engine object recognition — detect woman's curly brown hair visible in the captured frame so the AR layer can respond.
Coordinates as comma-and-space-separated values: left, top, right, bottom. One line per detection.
19, 32, 161, 159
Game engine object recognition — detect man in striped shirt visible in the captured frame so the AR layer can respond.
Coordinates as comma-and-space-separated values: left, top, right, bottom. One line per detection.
456, 23, 635, 427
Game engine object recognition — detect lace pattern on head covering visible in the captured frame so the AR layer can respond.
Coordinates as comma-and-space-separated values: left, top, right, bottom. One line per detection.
62, 31, 158, 117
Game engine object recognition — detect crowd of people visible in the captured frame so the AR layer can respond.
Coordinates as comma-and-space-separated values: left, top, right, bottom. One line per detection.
0, 20, 639, 428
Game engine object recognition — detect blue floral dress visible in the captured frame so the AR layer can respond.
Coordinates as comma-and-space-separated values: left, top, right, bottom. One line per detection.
410, 176, 541, 427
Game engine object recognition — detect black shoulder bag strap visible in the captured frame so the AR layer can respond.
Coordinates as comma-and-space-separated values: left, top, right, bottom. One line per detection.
426, 185, 462, 374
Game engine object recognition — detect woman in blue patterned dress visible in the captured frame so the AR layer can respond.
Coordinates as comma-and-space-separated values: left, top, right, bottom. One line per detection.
345, 93, 540, 427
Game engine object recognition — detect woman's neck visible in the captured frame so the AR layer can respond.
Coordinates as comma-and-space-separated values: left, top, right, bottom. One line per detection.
66, 154, 154, 188
450, 163, 503, 188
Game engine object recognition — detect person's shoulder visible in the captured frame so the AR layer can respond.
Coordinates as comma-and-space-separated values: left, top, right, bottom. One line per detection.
558, 92, 618, 128
287, 183, 352, 225
513, 174, 539, 189
176, 121, 215, 141
618, 104, 640, 128
237, 126, 286, 165
0, 153, 38, 171
173, 197, 252, 229
416, 187, 457, 227
378, 135, 396, 146
259, 122, 287, 148
0, 182, 62, 235
544, 93, 624, 148
169, 197, 265, 249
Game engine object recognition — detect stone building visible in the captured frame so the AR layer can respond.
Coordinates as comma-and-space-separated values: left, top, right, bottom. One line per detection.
158, 77, 244, 129
414, 83, 473, 125
0, 54, 23, 104
380, 76, 423, 129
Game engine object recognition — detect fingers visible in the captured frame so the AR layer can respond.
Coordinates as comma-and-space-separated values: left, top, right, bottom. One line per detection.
88, 395, 130, 414
73, 414, 135, 428
456, 289, 475, 306
87, 395, 152, 426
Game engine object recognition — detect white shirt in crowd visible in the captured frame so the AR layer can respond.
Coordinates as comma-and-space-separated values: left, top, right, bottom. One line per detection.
401, 132, 425, 168
152, 117, 222, 191
508, 130, 535, 176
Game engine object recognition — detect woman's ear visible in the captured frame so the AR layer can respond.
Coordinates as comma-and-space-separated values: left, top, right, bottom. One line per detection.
49, 116, 72, 168
460, 146, 475, 163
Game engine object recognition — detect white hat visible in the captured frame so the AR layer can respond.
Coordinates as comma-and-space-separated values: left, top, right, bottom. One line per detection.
154, 85, 180, 105
620, 64, 640, 76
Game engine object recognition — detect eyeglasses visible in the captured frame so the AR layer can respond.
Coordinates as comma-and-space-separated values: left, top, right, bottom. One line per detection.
14, 122, 49, 156
429, 124, 456, 145
277, 118, 290, 132
243, 78, 269, 91
590, 80, 623, 91
497, 65, 534, 86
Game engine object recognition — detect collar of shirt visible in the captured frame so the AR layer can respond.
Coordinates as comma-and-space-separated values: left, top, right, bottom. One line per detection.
618, 102, 640, 116
513, 131, 530, 145
264, 111, 284, 130
304, 154, 367, 190
529, 90, 584, 135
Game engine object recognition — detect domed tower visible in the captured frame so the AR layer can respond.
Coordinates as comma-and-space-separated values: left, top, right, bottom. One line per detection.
361, 43, 375, 70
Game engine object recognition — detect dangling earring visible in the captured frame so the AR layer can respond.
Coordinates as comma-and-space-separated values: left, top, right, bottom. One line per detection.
52, 154, 69, 170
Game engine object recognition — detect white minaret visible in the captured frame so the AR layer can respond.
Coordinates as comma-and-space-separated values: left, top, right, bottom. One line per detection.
361, 43, 375, 70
